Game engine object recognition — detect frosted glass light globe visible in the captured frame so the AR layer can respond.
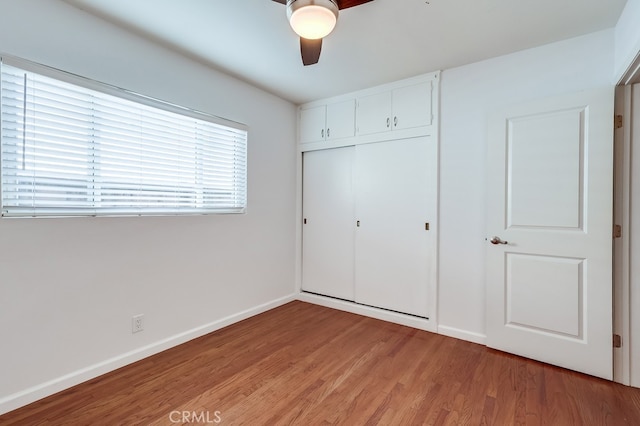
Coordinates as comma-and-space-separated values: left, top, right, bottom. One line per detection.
287, 0, 339, 40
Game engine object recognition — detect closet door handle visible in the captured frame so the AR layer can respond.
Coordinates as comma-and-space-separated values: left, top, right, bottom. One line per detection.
327, 128, 330, 138
321, 129, 324, 138
394, 116, 398, 127
356, 220, 360, 227
386, 118, 390, 128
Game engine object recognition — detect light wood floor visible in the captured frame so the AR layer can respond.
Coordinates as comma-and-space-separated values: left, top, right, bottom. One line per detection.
2, 301, 639, 425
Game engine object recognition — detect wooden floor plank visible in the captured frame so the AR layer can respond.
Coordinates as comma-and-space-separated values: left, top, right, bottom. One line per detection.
2, 301, 639, 425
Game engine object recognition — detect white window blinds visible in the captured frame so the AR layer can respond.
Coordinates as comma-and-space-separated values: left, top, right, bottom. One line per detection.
0, 58, 247, 217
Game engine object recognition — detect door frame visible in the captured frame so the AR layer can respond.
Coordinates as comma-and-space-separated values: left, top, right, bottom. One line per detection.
613, 84, 631, 385
614, 51, 640, 387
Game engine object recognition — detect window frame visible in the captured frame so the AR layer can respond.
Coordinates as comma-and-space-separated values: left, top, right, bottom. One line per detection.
0, 55, 249, 218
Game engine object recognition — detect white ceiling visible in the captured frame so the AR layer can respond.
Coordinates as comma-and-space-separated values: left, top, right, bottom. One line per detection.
63, 0, 627, 104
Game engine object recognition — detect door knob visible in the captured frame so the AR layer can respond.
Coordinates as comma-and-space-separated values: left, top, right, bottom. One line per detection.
490, 236, 508, 245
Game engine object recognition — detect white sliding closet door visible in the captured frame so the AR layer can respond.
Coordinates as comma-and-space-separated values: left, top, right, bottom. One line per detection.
302, 147, 355, 300
354, 137, 436, 317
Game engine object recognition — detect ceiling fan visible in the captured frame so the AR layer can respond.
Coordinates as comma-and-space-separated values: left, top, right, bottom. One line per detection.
272, 0, 374, 66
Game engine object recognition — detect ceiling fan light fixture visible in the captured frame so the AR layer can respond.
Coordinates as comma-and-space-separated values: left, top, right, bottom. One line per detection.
287, 0, 339, 40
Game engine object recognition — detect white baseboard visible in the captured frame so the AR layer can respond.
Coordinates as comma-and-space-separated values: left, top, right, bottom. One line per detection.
437, 324, 486, 345
297, 292, 438, 333
0, 294, 296, 416
298, 293, 486, 345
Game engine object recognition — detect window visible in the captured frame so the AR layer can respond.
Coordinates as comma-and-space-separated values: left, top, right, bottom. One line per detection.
0, 57, 247, 217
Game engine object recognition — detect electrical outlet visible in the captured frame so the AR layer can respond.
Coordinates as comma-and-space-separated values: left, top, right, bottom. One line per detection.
132, 314, 144, 334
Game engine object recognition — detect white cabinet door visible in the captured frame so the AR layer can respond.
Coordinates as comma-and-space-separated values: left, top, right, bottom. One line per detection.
486, 88, 613, 379
356, 92, 392, 136
300, 105, 326, 143
392, 82, 432, 130
326, 100, 355, 141
354, 137, 435, 317
302, 147, 355, 301
356, 83, 433, 137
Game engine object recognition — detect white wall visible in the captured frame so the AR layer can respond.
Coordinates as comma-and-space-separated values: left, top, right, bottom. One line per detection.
0, 0, 297, 414
437, 30, 615, 342
615, 0, 640, 82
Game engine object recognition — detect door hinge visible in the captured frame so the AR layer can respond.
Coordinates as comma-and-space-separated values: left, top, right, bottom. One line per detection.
615, 115, 623, 129
613, 334, 622, 348
614, 224, 622, 239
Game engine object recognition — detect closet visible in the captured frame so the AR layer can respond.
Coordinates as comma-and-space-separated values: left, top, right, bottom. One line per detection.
299, 72, 439, 321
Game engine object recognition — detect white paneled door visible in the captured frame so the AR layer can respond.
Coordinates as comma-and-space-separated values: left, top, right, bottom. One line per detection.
486, 88, 614, 379
302, 147, 355, 301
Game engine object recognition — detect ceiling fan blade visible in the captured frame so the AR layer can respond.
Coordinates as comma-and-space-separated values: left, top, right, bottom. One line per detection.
300, 37, 322, 66
273, 0, 374, 9
336, 0, 374, 10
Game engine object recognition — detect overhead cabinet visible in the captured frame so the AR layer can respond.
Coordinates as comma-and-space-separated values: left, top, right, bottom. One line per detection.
299, 76, 436, 146
299, 100, 356, 144
356, 82, 433, 136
